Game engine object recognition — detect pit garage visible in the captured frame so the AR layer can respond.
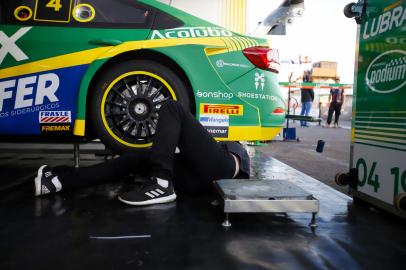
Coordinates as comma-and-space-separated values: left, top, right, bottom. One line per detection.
1, 0, 405, 269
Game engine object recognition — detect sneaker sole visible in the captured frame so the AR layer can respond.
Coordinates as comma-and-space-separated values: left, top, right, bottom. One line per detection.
118, 193, 177, 206
34, 165, 47, 196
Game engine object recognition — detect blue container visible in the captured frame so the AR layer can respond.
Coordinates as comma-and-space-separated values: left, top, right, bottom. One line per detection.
316, 140, 325, 153
283, 128, 296, 140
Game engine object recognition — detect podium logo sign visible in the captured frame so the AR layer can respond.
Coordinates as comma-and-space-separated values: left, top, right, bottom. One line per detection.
366, 50, 406, 94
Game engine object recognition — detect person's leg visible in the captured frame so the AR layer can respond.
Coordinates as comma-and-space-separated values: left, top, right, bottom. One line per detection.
300, 103, 306, 126
118, 100, 236, 205
149, 100, 235, 182
55, 153, 150, 189
34, 152, 150, 196
326, 103, 334, 125
303, 101, 311, 126
334, 103, 342, 125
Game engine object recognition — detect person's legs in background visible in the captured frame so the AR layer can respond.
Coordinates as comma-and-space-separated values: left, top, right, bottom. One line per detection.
325, 103, 335, 127
333, 103, 342, 127
301, 101, 312, 127
300, 103, 306, 127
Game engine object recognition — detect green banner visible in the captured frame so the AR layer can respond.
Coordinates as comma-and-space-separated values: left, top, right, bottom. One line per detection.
352, 0, 406, 206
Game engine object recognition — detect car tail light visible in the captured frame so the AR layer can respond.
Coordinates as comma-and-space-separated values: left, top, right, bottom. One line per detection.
272, 108, 285, 115
243, 46, 279, 73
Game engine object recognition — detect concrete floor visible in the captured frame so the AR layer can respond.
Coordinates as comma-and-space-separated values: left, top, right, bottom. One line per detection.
1, 138, 405, 269
257, 121, 352, 194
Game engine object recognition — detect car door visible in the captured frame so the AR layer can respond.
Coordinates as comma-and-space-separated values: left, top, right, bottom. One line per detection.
0, 0, 154, 136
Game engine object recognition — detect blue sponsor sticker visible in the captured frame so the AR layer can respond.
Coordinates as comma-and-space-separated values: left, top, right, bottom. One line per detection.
0, 64, 88, 135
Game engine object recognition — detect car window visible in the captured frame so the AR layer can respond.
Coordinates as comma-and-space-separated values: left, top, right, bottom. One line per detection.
72, 0, 151, 26
1, 0, 154, 28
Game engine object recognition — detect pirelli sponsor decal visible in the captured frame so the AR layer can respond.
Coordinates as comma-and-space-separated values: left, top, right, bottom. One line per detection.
200, 104, 243, 116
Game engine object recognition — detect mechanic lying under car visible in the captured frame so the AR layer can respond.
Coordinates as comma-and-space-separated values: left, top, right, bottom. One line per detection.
34, 100, 250, 206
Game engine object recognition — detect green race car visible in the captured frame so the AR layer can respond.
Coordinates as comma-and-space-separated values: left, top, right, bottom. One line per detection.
0, 0, 286, 152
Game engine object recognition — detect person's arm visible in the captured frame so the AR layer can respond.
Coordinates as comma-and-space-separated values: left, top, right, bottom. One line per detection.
310, 89, 315, 102
341, 89, 345, 105
328, 89, 333, 103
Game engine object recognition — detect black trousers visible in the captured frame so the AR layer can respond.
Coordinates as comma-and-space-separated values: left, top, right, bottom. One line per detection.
55, 100, 236, 194
327, 102, 343, 125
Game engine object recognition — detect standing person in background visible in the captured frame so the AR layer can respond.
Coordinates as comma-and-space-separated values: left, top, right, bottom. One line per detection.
300, 70, 314, 127
325, 77, 345, 128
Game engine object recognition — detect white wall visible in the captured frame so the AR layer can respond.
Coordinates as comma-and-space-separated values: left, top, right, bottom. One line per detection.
246, 0, 283, 34
158, 0, 222, 25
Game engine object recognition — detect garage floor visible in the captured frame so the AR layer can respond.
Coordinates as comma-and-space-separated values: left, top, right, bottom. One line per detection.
0, 144, 405, 270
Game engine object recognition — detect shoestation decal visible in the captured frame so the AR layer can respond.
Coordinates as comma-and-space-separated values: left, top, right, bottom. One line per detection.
366, 50, 406, 93
151, 27, 233, 39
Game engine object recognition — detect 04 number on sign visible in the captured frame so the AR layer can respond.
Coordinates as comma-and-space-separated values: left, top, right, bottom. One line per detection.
356, 158, 380, 193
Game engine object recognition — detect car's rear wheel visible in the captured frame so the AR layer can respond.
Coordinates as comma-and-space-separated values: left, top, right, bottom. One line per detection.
90, 60, 190, 153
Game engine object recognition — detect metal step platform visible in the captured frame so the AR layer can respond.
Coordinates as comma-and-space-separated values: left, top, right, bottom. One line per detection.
214, 179, 319, 228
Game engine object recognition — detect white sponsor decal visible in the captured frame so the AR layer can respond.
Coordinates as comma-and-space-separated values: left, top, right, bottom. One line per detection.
199, 114, 229, 127
255, 72, 265, 91
206, 126, 229, 138
362, 5, 406, 40
0, 102, 60, 119
366, 50, 406, 93
151, 27, 233, 40
237, 92, 277, 101
0, 73, 60, 112
0, 27, 32, 65
216, 60, 250, 69
197, 90, 234, 100
39, 111, 71, 123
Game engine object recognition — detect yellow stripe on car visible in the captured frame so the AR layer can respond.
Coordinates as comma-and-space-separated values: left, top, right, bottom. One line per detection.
218, 126, 283, 141
0, 37, 228, 79
73, 119, 86, 136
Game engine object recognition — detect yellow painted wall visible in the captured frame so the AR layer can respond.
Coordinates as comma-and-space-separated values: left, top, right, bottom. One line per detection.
220, 0, 247, 34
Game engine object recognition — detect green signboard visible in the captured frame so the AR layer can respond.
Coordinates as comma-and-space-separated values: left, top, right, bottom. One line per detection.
351, 0, 406, 206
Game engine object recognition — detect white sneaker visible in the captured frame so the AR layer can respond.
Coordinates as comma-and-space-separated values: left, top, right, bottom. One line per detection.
118, 177, 176, 206
34, 165, 62, 196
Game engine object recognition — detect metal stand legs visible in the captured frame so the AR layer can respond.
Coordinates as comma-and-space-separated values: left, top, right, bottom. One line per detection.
74, 143, 80, 168
309, 212, 318, 228
222, 213, 232, 228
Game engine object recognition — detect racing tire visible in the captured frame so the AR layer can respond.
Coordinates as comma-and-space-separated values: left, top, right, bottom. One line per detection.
395, 193, 406, 211
90, 60, 191, 153
335, 172, 349, 186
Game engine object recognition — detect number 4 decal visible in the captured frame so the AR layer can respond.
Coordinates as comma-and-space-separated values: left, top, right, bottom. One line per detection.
46, 0, 63, 12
